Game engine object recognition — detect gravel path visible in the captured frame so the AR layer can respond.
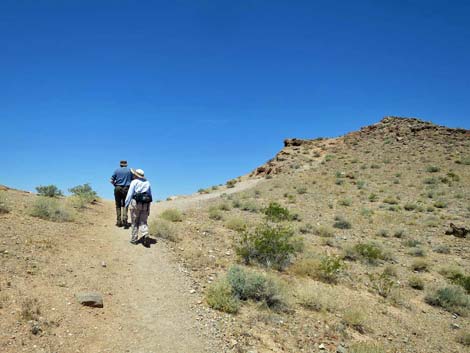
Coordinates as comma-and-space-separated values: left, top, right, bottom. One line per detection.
97, 179, 263, 352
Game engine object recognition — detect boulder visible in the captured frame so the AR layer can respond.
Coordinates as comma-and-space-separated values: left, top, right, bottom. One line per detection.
75, 292, 103, 308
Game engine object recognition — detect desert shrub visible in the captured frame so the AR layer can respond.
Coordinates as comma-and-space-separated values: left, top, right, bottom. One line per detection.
408, 247, 426, 257
68, 183, 97, 201
236, 223, 303, 270
404, 203, 417, 211
434, 200, 447, 208
317, 256, 345, 283
30, 197, 74, 222
356, 180, 366, 189
298, 223, 314, 234
376, 229, 389, 237
240, 200, 259, 213
20, 298, 41, 321
393, 229, 405, 238
35, 185, 63, 198
296, 186, 308, 194
160, 208, 183, 222
314, 225, 335, 237
440, 266, 470, 294
344, 242, 385, 265
149, 219, 177, 241
0, 192, 10, 214
333, 215, 351, 229
368, 193, 378, 202
217, 202, 231, 211
349, 343, 386, 353
225, 218, 247, 232
226, 266, 286, 310
226, 179, 237, 188
424, 177, 438, 185
403, 239, 421, 247
335, 178, 344, 185
264, 202, 291, 222
425, 285, 470, 315
369, 272, 396, 297
338, 198, 352, 206
408, 275, 425, 290
425, 165, 440, 173
198, 188, 209, 194
383, 196, 398, 205
343, 307, 366, 333
457, 332, 470, 346
433, 244, 450, 254
208, 207, 223, 221
206, 279, 240, 314
455, 157, 470, 165
68, 183, 98, 208
411, 259, 429, 272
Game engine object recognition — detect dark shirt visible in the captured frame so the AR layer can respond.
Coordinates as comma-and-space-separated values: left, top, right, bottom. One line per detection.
111, 167, 132, 186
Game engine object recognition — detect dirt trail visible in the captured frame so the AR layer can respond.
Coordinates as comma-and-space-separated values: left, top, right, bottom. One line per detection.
90, 179, 263, 353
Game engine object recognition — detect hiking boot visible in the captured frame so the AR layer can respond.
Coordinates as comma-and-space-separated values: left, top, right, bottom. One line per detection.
123, 222, 131, 229
130, 239, 138, 245
116, 221, 123, 227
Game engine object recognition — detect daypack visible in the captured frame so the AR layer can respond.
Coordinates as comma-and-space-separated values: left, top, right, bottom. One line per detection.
133, 192, 152, 203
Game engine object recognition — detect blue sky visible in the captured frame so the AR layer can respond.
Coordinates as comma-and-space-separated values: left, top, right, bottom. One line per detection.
1, 0, 469, 200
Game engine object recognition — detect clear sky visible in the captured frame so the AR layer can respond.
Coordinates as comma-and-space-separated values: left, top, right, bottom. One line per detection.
1, 0, 469, 200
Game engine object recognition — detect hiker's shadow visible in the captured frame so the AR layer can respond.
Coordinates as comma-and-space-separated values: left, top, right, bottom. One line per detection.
138, 237, 157, 248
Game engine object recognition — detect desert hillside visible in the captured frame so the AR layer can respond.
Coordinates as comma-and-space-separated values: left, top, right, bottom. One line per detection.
1, 116, 469, 353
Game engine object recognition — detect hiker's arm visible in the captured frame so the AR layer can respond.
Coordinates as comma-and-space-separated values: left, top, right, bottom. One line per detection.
125, 182, 135, 208
110, 171, 116, 185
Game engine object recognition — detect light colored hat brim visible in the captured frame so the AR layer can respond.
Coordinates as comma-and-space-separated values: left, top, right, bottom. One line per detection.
131, 168, 145, 178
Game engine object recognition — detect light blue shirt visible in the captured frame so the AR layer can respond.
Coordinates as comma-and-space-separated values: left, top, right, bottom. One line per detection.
125, 178, 152, 207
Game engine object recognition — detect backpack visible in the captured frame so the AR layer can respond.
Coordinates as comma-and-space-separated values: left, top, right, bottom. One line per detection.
133, 192, 152, 203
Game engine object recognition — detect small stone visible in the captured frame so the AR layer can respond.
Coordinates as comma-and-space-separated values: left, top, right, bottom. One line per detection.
75, 292, 103, 308
101, 261, 106, 268
31, 323, 41, 335
336, 346, 347, 353
451, 323, 460, 330
190, 289, 196, 294
319, 343, 326, 350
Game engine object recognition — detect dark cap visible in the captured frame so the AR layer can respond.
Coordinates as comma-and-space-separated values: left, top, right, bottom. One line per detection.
120, 160, 128, 166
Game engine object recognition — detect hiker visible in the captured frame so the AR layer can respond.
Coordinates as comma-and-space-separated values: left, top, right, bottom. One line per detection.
110, 160, 132, 228
125, 168, 153, 245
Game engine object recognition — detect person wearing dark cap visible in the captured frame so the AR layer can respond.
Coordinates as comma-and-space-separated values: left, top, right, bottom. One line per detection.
110, 160, 132, 227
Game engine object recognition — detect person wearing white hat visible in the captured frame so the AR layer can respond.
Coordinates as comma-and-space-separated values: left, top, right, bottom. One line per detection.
125, 168, 153, 245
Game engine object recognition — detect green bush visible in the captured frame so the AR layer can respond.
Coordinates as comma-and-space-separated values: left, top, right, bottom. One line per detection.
30, 197, 74, 222
425, 286, 470, 315
226, 266, 286, 310
206, 279, 240, 314
368, 193, 378, 202
68, 183, 98, 208
425, 165, 440, 173
208, 207, 223, 221
411, 259, 429, 272
240, 200, 259, 213
226, 179, 237, 188
149, 219, 177, 241
457, 332, 470, 346
264, 202, 291, 222
317, 256, 345, 283
225, 218, 247, 232
338, 198, 352, 206
345, 242, 385, 264
35, 185, 63, 198
333, 215, 351, 229
236, 223, 303, 270
0, 192, 11, 214
160, 208, 183, 222
369, 272, 396, 297
314, 225, 334, 237
217, 202, 231, 211
408, 275, 424, 290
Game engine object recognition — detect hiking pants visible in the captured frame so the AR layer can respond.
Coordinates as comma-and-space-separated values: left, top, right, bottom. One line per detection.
114, 185, 129, 223
129, 199, 150, 241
